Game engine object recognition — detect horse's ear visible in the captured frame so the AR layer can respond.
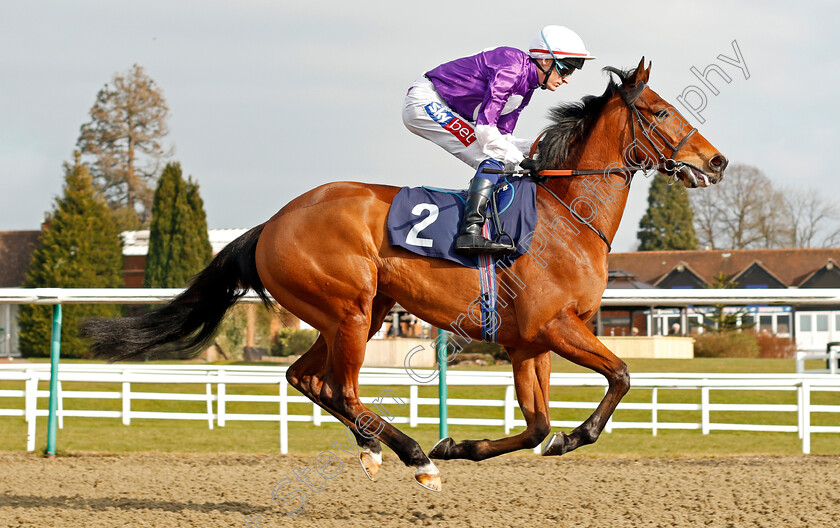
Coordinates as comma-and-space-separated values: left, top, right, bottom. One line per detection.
642, 61, 652, 83
629, 57, 646, 84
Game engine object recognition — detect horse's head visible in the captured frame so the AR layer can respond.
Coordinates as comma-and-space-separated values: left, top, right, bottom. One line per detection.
615, 58, 728, 188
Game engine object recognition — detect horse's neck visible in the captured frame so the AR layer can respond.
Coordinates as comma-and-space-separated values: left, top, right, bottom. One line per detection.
544, 104, 634, 245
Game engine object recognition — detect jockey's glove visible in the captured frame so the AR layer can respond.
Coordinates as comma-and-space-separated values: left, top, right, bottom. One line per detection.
519, 157, 538, 172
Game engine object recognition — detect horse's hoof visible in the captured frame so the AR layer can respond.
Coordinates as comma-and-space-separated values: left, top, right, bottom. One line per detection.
541, 432, 569, 456
414, 462, 442, 492
429, 437, 454, 459
359, 449, 382, 481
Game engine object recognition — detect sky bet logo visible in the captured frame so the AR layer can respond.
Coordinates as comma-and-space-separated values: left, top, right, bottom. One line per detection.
424, 102, 476, 147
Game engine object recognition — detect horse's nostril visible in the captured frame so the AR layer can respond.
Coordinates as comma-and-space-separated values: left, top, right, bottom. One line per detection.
710, 154, 728, 171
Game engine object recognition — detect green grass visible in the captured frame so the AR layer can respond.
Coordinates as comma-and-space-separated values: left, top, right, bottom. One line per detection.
1, 358, 838, 457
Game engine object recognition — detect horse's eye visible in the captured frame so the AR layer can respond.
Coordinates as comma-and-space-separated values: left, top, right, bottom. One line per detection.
654, 109, 669, 120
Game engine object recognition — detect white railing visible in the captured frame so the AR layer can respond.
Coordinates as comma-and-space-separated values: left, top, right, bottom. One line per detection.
1, 365, 838, 455
797, 350, 840, 375
796, 344, 840, 375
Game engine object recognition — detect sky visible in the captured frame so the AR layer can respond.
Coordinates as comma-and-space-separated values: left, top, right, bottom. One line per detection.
1, 0, 838, 252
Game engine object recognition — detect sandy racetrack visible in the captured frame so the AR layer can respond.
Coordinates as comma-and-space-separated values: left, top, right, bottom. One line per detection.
1, 453, 839, 527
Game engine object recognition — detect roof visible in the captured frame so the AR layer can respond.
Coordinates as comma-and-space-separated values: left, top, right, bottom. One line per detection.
0, 231, 41, 287
609, 248, 840, 288
121, 228, 248, 256
606, 269, 656, 289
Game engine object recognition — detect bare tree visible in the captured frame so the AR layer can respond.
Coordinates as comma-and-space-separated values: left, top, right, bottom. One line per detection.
692, 164, 840, 249
781, 187, 840, 248
77, 64, 172, 229
690, 184, 719, 249
691, 164, 785, 249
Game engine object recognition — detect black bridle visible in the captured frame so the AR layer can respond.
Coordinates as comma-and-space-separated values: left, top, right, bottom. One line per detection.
618, 82, 697, 180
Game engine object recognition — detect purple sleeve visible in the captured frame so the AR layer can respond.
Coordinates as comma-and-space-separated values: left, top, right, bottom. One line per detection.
496, 89, 534, 135
475, 49, 533, 134
476, 64, 521, 129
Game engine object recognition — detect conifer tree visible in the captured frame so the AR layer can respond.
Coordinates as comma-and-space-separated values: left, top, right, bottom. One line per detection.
18, 155, 124, 358
143, 162, 212, 288
637, 173, 699, 251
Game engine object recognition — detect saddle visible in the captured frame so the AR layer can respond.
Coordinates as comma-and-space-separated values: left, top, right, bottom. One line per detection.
386, 176, 538, 268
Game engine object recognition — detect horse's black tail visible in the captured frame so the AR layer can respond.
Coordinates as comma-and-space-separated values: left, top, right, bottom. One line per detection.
83, 224, 272, 362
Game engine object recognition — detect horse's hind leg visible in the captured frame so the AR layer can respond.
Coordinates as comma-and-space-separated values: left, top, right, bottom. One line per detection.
430, 348, 551, 461
318, 301, 442, 491
286, 293, 395, 480
286, 336, 380, 469
352, 293, 395, 480
539, 309, 630, 456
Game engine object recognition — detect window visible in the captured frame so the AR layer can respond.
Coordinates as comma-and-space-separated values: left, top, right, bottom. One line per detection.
688, 316, 704, 335
776, 315, 791, 335
742, 315, 755, 330
759, 315, 773, 333
667, 316, 681, 334
817, 314, 829, 332
799, 314, 812, 332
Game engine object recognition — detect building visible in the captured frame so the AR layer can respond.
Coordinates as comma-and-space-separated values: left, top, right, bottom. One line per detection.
0, 231, 41, 357
605, 248, 840, 350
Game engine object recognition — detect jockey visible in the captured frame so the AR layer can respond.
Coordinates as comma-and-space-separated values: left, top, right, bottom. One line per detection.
402, 25, 594, 255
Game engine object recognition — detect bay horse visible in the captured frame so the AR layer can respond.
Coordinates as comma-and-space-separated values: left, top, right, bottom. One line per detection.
85, 58, 727, 492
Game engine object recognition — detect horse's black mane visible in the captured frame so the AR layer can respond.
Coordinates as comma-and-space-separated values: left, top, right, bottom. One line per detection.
537, 67, 634, 168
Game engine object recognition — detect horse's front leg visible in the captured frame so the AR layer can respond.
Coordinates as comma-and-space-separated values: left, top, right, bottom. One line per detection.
429, 348, 551, 461
538, 309, 630, 456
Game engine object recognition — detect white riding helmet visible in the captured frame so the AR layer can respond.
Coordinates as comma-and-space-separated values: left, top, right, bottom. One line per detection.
528, 25, 596, 62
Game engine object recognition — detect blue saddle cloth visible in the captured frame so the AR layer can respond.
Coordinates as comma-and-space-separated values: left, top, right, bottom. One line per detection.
386, 176, 538, 268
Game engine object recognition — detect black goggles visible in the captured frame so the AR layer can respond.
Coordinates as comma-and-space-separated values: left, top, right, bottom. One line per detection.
553, 57, 585, 78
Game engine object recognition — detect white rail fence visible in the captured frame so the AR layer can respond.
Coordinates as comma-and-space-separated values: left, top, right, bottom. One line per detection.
796, 344, 840, 375
1, 365, 838, 455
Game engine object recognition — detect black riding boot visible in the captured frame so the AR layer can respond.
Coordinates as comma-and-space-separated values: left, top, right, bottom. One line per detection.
454, 177, 515, 255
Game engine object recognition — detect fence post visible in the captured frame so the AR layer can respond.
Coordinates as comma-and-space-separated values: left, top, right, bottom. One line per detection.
651, 388, 658, 437
25, 371, 37, 452
205, 381, 214, 430
410, 385, 418, 428
57, 381, 64, 430
801, 381, 811, 455
45, 304, 62, 457
121, 376, 131, 426
504, 384, 514, 434
279, 378, 288, 454
313, 403, 321, 426
701, 385, 710, 435
797, 382, 804, 439
217, 370, 226, 427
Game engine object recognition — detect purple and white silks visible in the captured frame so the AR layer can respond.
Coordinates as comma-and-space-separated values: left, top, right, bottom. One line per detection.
425, 46, 539, 135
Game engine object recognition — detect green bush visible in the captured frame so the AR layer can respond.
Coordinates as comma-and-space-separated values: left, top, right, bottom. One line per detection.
271, 328, 318, 357
693, 331, 759, 358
